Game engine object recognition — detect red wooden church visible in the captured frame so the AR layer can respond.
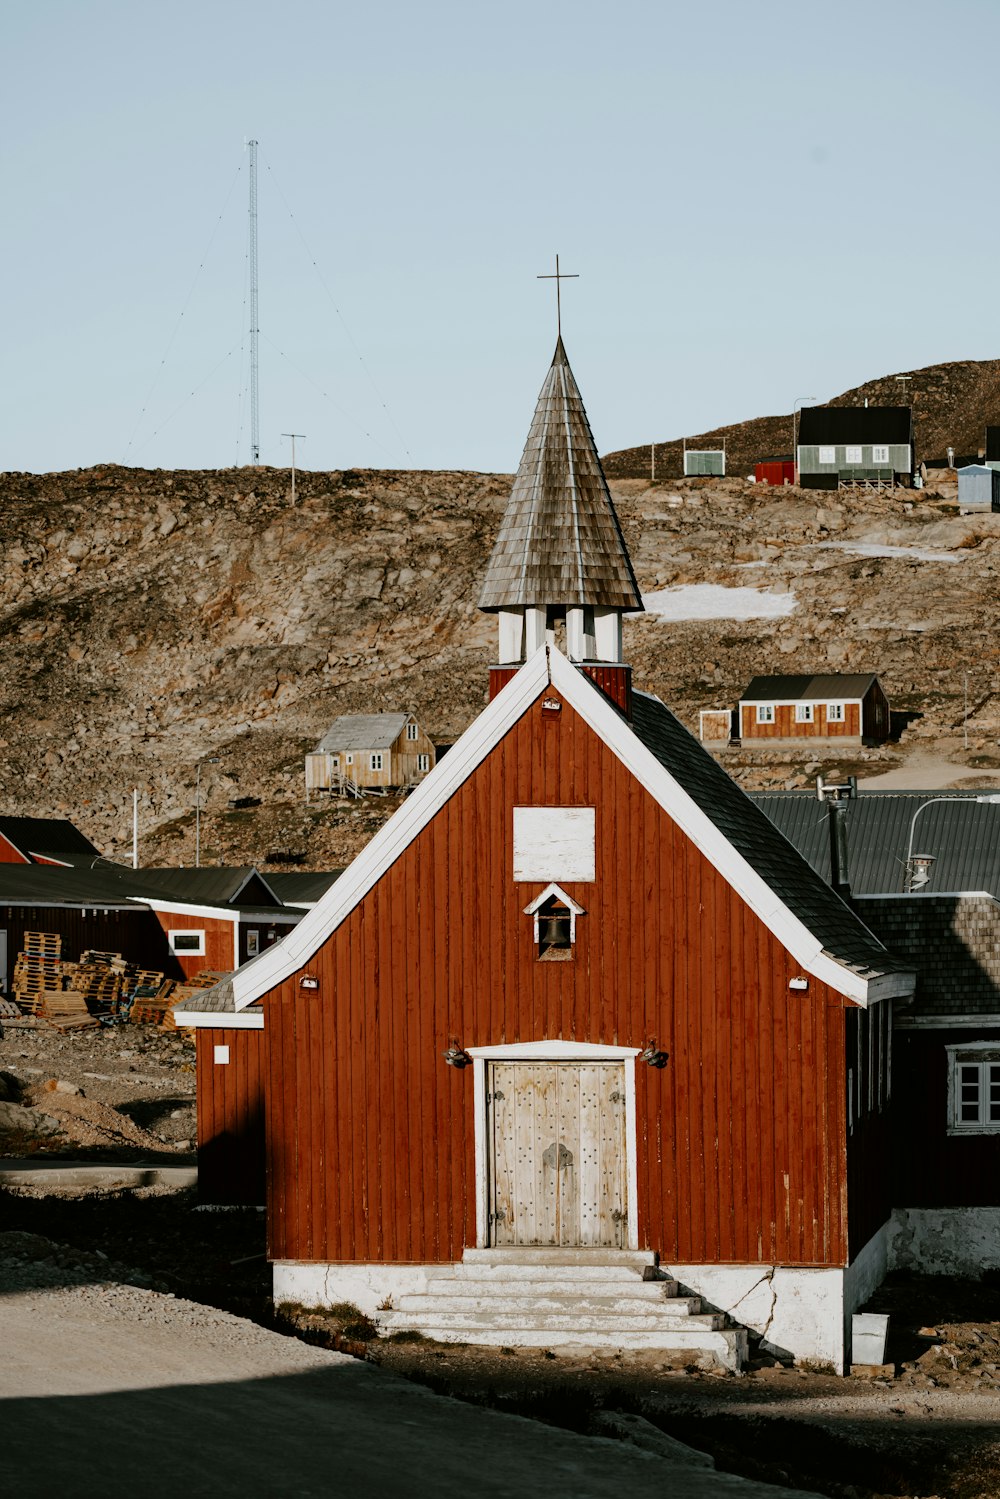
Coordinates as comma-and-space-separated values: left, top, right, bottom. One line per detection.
179, 338, 917, 1370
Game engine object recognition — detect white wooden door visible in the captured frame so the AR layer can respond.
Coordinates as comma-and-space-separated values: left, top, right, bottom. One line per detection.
487, 1061, 626, 1247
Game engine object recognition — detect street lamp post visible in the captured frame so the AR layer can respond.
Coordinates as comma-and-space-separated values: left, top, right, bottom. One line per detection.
904, 794, 1000, 890
792, 396, 817, 486
195, 757, 221, 869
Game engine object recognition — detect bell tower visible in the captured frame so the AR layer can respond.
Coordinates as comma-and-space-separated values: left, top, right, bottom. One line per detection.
478, 336, 643, 716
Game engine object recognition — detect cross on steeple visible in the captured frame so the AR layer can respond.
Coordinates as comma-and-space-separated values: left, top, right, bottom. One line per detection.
537, 254, 579, 337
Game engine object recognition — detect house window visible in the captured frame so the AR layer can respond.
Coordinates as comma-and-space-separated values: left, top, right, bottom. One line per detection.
795, 703, 814, 723
332, 755, 340, 767
169, 930, 205, 956
818, 445, 836, 465
872, 444, 889, 465
827, 702, 845, 722
755, 704, 775, 724
346, 754, 354, 765
406, 724, 418, 741
370, 753, 383, 771
418, 753, 430, 772
845, 445, 862, 464
948, 1047, 1000, 1133
246, 929, 260, 957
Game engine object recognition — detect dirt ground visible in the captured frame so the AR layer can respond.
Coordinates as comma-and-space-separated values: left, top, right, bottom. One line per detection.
3, 1020, 1000, 1499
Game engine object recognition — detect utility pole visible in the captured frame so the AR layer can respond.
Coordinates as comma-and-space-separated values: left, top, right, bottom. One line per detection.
247, 138, 260, 465
195, 758, 220, 868
282, 432, 306, 505
132, 788, 139, 870
650, 443, 655, 483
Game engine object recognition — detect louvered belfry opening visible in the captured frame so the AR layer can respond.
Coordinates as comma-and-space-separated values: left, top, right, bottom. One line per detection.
480, 338, 643, 718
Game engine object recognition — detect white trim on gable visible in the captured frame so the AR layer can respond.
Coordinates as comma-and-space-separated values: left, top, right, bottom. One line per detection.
522, 883, 586, 944
227, 647, 911, 1012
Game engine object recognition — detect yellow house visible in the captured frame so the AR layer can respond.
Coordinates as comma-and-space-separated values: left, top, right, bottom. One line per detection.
305, 713, 436, 798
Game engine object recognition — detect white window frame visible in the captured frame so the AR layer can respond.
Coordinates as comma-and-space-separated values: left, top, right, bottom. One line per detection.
947, 1045, 1000, 1134
169, 929, 205, 956
872, 444, 889, 465
818, 445, 836, 465
369, 752, 383, 771
417, 753, 430, 772
245, 928, 260, 957
345, 754, 354, 766
755, 704, 775, 725
795, 703, 814, 723
827, 702, 845, 722
213, 1044, 230, 1065
406, 723, 418, 741
845, 445, 863, 465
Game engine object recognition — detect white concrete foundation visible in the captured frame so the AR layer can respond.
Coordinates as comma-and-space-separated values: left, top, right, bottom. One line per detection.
888, 1207, 1000, 1277
665, 1262, 849, 1371
273, 1261, 438, 1317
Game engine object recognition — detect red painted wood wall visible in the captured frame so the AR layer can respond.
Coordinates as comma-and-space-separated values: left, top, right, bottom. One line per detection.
152, 910, 236, 978
196, 1026, 266, 1206
264, 689, 862, 1270
0, 905, 185, 989
740, 703, 861, 740
0, 836, 29, 864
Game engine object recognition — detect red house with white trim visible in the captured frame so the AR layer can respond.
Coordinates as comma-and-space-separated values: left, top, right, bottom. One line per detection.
179, 338, 917, 1370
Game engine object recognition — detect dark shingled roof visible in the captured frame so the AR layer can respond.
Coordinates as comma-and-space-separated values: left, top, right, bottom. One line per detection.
858, 894, 1000, 1020
798, 406, 913, 446
0, 863, 294, 914
479, 338, 643, 613
0, 817, 100, 862
740, 673, 879, 703
630, 691, 908, 982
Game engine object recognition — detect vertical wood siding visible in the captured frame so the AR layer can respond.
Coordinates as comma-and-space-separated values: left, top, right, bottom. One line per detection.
740, 703, 861, 740
196, 1027, 266, 1205
892, 1029, 1000, 1207
0, 905, 185, 986
152, 911, 236, 977
0, 837, 29, 864
265, 692, 853, 1269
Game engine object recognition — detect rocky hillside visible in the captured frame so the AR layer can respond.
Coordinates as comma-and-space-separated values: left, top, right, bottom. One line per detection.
2, 462, 999, 869
604, 358, 1000, 478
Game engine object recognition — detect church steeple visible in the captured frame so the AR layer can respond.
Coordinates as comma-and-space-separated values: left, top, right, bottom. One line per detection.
480, 337, 642, 709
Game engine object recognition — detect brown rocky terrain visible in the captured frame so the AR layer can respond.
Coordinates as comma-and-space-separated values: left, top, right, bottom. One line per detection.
2, 461, 1000, 869
605, 357, 1000, 478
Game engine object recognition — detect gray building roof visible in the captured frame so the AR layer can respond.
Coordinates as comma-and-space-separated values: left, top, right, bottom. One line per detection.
631, 691, 907, 984
315, 714, 411, 754
0, 863, 292, 914
478, 338, 643, 613
740, 673, 879, 703
751, 790, 1000, 898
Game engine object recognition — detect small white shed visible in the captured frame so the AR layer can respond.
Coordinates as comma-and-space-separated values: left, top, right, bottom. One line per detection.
957, 465, 1000, 512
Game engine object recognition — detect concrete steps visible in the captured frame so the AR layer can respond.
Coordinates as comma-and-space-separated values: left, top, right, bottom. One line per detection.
377, 1250, 748, 1369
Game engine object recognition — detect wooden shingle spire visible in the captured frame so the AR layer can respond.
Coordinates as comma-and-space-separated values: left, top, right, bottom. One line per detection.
479, 338, 643, 613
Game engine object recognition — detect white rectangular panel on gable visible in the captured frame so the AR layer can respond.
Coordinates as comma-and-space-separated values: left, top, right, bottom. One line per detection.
513, 807, 596, 883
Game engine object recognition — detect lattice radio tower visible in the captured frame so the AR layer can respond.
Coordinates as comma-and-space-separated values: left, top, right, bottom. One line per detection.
247, 138, 260, 465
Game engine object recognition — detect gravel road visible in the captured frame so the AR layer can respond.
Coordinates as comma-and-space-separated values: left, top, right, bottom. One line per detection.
0, 1241, 820, 1499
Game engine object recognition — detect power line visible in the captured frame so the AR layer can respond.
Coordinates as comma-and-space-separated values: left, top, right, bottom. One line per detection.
133, 346, 238, 457
261, 149, 411, 460
122, 161, 243, 464
261, 333, 396, 459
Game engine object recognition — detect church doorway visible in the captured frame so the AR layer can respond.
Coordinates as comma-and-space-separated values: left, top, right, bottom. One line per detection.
486, 1060, 627, 1247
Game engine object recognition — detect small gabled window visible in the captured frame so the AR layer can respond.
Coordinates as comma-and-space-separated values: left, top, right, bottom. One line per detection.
755, 704, 775, 725
795, 703, 814, 723
406, 723, 418, 741
523, 883, 586, 962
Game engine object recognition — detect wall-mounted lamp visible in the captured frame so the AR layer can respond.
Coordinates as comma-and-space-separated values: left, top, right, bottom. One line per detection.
441, 1044, 472, 1069
905, 853, 936, 892
789, 976, 809, 992
639, 1042, 669, 1069
299, 975, 320, 991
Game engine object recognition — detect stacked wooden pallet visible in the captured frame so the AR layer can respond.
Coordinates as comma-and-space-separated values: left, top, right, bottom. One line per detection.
131, 971, 220, 1027
12, 932, 64, 1016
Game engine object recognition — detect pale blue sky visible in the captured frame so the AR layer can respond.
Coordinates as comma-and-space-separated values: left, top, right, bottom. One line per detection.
3, 0, 996, 474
